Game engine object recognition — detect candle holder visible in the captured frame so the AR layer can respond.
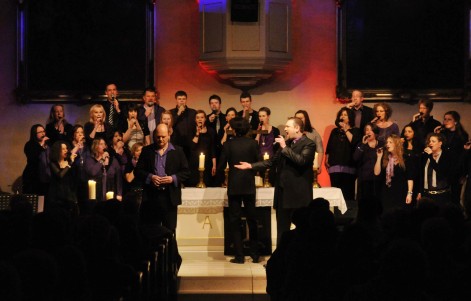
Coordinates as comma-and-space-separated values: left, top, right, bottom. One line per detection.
196, 168, 206, 188
263, 168, 272, 188
222, 167, 229, 188
312, 167, 321, 188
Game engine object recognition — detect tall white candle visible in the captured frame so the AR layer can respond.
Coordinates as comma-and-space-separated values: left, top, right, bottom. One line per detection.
226, 162, 229, 169
263, 152, 269, 160
313, 152, 319, 168
88, 180, 96, 200
199, 153, 205, 169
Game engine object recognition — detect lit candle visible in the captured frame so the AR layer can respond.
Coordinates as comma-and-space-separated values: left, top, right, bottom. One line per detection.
226, 162, 229, 169
199, 153, 205, 169
313, 152, 319, 169
263, 152, 269, 160
88, 180, 96, 200
106, 191, 114, 200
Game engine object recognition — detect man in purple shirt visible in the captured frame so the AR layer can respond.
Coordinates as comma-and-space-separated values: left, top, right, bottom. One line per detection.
135, 123, 190, 231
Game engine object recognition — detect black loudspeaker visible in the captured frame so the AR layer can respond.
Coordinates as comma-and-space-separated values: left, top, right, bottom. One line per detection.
231, 0, 259, 22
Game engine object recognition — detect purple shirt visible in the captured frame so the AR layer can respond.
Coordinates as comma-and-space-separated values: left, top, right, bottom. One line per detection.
145, 143, 178, 187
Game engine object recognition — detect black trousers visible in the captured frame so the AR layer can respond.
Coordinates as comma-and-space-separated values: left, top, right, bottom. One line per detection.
140, 190, 178, 232
228, 194, 259, 257
329, 172, 356, 201
275, 207, 295, 246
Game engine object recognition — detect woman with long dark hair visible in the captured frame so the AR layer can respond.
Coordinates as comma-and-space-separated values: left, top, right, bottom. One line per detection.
48, 141, 79, 215
295, 110, 324, 171
325, 108, 361, 201
435, 111, 469, 205
353, 122, 383, 218
22, 124, 50, 195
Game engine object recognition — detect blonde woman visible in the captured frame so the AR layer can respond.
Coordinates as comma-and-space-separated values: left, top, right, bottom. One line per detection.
84, 104, 113, 147
374, 134, 414, 213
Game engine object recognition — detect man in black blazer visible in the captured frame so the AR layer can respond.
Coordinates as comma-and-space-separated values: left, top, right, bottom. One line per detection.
138, 87, 165, 142
170, 90, 197, 161
135, 123, 190, 231
104, 83, 124, 130
219, 117, 260, 263
236, 117, 316, 244
345, 89, 374, 133
206, 94, 227, 186
237, 92, 259, 137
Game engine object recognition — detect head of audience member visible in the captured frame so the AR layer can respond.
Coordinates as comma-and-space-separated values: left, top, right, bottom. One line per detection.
239, 91, 252, 112
364, 122, 379, 142
175, 90, 188, 108
127, 103, 139, 121
105, 83, 118, 101
72, 125, 85, 145
47, 104, 66, 124
335, 108, 355, 128
195, 110, 207, 128
142, 86, 159, 107
29, 124, 47, 143
258, 107, 271, 126
284, 117, 304, 140
131, 142, 143, 161
383, 135, 405, 169
209, 94, 222, 114
418, 99, 434, 119
229, 117, 251, 137
373, 102, 393, 122
50, 140, 69, 163
350, 89, 364, 110
153, 123, 170, 150
425, 133, 444, 155
89, 104, 106, 124
91, 138, 107, 158
225, 107, 237, 123
295, 110, 313, 133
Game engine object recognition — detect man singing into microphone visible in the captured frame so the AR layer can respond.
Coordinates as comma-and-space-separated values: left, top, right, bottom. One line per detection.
104, 83, 123, 130
235, 117, 316, 244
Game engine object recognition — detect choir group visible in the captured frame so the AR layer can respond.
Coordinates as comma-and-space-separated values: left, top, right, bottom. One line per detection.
21, 85, 471, 219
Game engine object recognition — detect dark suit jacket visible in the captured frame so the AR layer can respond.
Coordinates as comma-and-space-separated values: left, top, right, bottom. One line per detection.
103, 101, 125, 130
219, 136, 259, 196
206, 112, 227, 148
137, 104, 166, 130
418, 150, 454, 193
252, 135, 316, 209
344, 105, 374, 132
237, 109, 260, 133
135, 143, 190, 206
170, 106, 197, 152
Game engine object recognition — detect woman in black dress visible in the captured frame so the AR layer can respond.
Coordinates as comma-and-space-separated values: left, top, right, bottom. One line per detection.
48, 140, 79, 216
84, 104, 113, 148
434, 111, 469, 205
22, 124, 50, 195
353, 122, 383, 218
188, 110, 217, 186
45, 104, 74, 145
325, 108, 361, 202
401, 124, 421, 204
374, 134, 414, 214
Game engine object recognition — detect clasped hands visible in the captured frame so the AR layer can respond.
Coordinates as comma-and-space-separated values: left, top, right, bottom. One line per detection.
151, 175, 173, 187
